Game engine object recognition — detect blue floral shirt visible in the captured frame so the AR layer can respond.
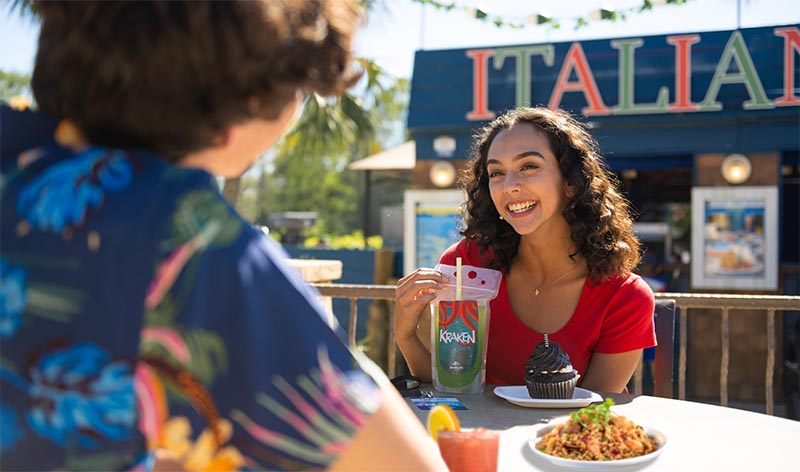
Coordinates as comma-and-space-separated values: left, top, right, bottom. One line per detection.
0, 106, 381, 471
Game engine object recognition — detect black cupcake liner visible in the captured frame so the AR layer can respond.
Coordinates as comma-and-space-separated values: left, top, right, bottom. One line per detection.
526, 375, 578, 399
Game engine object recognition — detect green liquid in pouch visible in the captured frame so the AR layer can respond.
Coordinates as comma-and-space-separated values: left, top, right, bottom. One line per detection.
434, 300, 487, 389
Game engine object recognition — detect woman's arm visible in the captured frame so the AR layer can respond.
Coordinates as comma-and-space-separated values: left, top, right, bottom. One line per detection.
331, 383, 447, 471
580, 275, 655, 393
579, 350, 643, 393
394, 269, 447, 382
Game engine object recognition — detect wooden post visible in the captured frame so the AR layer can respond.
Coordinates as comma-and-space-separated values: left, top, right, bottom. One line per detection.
766, 309, 775, 416
679, 307, 687, 400
721, 308, 730, 407
366, 249, 395, 371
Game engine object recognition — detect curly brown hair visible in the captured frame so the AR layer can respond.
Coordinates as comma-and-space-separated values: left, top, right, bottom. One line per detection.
460, 107, 641, 282
32, 0, 362, 161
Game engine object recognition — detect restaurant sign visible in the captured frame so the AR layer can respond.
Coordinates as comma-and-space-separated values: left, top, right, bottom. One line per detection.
408, 25, 800, 129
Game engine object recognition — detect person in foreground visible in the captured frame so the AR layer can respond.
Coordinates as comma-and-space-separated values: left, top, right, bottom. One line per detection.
395, 107, 656, 394
0, 1, 445, 470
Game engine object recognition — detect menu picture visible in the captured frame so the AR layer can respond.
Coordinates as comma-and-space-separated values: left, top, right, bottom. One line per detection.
403, 190, 465, 275
416, 205, 462, 269
704, 201, 765, 276
691, 187, 778, 290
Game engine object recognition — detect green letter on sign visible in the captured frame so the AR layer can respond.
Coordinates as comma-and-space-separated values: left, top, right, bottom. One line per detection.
493, 46, 554, 107
611, 38, 669, 115
700, 30, 773, 111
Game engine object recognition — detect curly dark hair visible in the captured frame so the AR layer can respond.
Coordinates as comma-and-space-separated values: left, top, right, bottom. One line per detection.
32, 0, 362, 161
460, 107, 641, 282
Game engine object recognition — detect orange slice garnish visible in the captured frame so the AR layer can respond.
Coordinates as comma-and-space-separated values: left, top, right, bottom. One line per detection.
426, 404, 461, 442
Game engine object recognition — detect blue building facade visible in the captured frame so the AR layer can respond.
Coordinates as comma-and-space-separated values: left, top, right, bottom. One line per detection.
407, 24, 799, 278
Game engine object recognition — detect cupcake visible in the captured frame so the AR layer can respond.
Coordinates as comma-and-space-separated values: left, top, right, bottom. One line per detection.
524, 335, 579, 399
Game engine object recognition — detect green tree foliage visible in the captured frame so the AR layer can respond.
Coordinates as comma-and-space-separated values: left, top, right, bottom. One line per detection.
251, 61, 409, 238
0, 69, 31, 102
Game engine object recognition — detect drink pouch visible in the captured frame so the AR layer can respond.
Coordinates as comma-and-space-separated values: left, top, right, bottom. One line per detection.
431, 263, 502, 393
432, 263, 502, 303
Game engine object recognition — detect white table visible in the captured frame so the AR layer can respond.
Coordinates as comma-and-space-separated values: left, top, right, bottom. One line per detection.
406, 387, 800, 470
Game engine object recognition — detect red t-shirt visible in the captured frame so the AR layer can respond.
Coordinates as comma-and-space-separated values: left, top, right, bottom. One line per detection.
439, 239, 656, 386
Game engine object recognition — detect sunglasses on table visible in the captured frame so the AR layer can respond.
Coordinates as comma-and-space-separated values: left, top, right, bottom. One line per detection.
390, 375, 433, 398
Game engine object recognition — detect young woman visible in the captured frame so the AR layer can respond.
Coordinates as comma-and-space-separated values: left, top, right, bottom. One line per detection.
0, 1, 444, 470
394, 107, 656, 394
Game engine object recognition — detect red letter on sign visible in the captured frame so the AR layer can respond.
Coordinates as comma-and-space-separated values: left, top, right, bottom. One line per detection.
667, 34, 701, 112
466, 49, 496, 121
548, 42, 609, 116
774, 27, 800, 106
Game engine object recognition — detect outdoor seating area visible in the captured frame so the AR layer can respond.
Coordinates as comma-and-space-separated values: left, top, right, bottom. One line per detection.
2, 1, 798, 470
310, 280, 800, 418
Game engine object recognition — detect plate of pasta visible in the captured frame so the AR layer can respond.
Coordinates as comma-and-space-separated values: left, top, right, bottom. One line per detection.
529, 399, 666, 469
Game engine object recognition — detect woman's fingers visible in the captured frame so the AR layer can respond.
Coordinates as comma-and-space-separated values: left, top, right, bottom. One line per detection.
396, 278, 439, 300
396, 269, 448, 297
398, 268, 448, 284
394, 269, 449, 341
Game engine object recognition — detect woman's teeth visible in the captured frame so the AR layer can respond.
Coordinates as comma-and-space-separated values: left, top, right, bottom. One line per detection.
508, 201, 536, 213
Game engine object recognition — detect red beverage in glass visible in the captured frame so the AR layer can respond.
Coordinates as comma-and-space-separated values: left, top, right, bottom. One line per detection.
437, 428, 499, 472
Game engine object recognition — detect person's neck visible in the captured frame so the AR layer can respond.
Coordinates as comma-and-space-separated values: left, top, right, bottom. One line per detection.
178, 147, 225, 175
515, 226, 579, 281
515, 238, 575, 274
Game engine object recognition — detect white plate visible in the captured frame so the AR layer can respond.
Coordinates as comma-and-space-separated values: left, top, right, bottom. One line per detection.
529, 420, 667, 469
493, 386, 603, 408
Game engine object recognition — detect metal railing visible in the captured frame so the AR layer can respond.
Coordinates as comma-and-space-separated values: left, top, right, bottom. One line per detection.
313, 283, 800, 415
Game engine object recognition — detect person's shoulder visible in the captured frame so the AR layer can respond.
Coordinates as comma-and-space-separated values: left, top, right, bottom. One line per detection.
621, 273, 656, 298
611, 273, 656, 315
180, 194, 301, 287
592, 272, 655, 303
595, 272, 651, 291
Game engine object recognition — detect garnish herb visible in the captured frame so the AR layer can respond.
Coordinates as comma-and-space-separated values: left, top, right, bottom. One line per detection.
570, 398, 615, 429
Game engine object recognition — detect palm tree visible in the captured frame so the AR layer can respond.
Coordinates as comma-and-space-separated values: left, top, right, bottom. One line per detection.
262, 58, 406, 235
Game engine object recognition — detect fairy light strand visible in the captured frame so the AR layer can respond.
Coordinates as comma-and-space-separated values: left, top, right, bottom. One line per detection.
410, 0, 692, 30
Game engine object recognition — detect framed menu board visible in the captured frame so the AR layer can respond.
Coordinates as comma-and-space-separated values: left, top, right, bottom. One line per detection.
403, 189, 465, 276
691, 186, 779, 291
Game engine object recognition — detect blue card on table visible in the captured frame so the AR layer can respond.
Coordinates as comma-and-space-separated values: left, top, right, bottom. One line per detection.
410, 397, 468, 410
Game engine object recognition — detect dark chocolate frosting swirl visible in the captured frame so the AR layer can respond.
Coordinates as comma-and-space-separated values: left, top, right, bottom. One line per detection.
525, 341, 572, 375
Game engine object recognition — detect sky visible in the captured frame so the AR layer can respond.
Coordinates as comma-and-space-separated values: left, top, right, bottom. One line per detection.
2, 0, 799, 80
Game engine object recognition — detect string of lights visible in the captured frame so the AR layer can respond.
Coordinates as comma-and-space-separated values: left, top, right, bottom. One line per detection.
409, 0, 691, 30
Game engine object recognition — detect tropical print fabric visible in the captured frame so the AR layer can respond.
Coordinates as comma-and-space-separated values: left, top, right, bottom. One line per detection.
0, 106, 381, 471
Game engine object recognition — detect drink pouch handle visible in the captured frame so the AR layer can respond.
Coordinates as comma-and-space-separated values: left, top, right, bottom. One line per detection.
433, 263, 502, 302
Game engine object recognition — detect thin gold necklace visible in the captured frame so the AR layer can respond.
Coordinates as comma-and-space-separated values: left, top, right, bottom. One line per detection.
522, 261, 578, 297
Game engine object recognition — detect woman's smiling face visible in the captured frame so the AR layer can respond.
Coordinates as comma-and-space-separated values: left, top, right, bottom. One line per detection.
486, 123, 572, 237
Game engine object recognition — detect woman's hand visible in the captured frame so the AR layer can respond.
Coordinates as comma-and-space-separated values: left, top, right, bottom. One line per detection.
393, 269, 448, 381
394, 269, 447, 342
